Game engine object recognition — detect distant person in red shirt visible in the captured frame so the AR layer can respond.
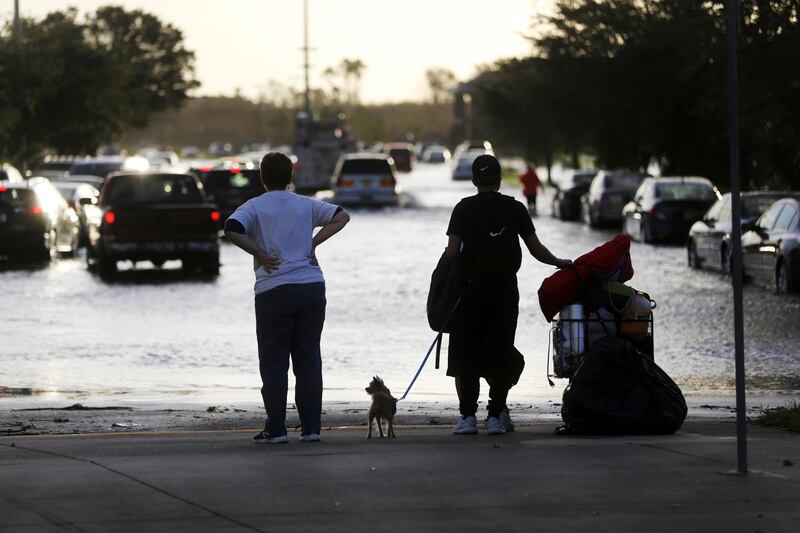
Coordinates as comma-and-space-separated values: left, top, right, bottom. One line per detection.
519, 164, 541, 215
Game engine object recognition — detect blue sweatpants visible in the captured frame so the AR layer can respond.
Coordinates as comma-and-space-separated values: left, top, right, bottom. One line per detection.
255, 282, 326, 437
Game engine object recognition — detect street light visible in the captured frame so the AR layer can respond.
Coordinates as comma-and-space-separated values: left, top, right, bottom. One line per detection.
725, 0, 748, 475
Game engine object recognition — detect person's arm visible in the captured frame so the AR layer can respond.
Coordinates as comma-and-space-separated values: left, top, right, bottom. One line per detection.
523, 232, 571, 268
224, 219, 281, 273
446, 235, 462, 262
310, 208, 350, 265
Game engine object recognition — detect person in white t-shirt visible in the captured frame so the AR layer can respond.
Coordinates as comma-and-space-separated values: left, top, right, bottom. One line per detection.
225, 152, 350, 444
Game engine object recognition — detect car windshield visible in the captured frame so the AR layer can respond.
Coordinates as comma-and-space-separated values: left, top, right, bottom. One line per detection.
341, 159, 391, 174
572, 173, 596, 187
606, 174, 646, 190
70, 162, 123, 178
742, 195, 786, 218
655, 182, 717, 201
388, 149, 410, 159
203, 170, 262, 192
104, 174, 203, 204
0, 188, 35, 207
54, 184, 79, 201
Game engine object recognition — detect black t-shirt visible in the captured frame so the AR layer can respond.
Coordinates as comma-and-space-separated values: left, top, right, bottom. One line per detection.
447, 192, 535, 281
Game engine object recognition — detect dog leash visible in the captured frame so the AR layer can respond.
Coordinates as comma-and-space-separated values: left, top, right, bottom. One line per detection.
395, 297, 462, 403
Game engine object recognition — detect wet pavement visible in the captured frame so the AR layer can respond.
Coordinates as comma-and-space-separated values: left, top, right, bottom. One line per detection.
1, 163, 798, 412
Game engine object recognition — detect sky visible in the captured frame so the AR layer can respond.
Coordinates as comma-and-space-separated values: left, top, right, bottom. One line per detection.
5, 0, 549, 103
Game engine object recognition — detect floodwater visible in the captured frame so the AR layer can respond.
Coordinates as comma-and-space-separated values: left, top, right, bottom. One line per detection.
1, 164, 798, 409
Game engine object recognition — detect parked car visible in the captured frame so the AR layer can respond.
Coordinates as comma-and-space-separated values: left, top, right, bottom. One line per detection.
422, 145, 451, 163
28, 178, 81, 257
331, 153, 398, 207
552, 169, 596, 220
0, 179, 80, 260
86, 172, 221, 277
0, 163, 24, 184
687, 192, 790, 272
451, 152, 481, 181
384, 143, 416, 172
623, 177, 719, 243
583, 171, 650, 227
0, 184, 53, 260
53, 181, 101, 247
198, 165, 264, 221
741, 197, 800, 293
453, 140, 493, 161
32, 156, 83, 179
68, 156, 150, 179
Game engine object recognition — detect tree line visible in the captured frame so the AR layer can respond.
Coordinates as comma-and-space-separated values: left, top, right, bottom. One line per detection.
0, 5, 460, 165
0, 6, 198, 168
473, 0, 800, 190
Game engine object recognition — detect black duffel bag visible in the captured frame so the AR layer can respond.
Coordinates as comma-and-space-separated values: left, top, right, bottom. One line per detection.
560, 336, 687, 435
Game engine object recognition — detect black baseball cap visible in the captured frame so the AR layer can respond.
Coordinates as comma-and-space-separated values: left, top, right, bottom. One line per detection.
472, 154, 501, 184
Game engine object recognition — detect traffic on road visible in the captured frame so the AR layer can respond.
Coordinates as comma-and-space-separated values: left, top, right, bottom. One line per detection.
0, 152, 797, 408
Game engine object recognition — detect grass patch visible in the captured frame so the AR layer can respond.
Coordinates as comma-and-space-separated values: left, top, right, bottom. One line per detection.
758, 401, 800, 433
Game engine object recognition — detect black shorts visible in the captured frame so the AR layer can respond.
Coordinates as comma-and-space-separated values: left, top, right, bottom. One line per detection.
447, 280, 519, 380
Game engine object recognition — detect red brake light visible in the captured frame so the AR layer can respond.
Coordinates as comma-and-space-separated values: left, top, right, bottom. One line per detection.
210, 210, 221, 222
229, 168, 240, 174
380, 177, 396, 187
29, 205, 43, 216
104, 211, 116, 224
0, 186, 7, 192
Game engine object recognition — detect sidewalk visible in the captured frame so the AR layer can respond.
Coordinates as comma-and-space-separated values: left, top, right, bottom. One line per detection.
1, 420, 797, 532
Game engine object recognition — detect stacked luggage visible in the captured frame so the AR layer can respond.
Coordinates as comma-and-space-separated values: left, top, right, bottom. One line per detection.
538, 234, 687, 435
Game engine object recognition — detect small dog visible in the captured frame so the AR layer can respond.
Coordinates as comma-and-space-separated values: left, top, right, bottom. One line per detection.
365, 376, 397, 438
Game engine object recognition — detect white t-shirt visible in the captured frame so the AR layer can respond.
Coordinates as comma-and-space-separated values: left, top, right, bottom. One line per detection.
229, 191, 339, 295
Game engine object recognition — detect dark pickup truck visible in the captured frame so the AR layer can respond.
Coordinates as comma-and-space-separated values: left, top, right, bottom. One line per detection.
86, 172, 221, 277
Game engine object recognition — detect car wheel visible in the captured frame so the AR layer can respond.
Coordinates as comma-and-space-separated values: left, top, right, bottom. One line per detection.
96, 251, 117, 279
642, 220, 654, 244
721, 244, 732, 275
687, 240, 700, 269
775, 260, 794, 294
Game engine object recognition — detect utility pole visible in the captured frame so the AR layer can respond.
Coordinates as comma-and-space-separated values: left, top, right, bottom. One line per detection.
302, 0, 311, 118
725, 0, 748, 474
14, 0, 20, 36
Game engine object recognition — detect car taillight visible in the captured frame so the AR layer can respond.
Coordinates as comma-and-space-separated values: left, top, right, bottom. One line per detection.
229, 167, 240, 174
210, 210, 221, 222
650, 206, 664, 220
380, 177, 396, 187
337, 177, 355, 187
104, 211, 116, 224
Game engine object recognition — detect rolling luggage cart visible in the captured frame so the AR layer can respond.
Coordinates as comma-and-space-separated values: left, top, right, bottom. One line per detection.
548, 303, 654, 382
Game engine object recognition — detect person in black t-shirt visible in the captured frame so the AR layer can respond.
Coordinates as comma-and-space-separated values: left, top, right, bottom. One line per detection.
446, 154, 571, 435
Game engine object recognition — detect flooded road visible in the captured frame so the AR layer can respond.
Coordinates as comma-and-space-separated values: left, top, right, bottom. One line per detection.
1, 164, 798, 409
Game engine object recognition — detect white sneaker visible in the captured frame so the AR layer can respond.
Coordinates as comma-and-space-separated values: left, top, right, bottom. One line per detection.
299, 433, 321, 442
486, 416, 506, 435
252, 431, 289, 444
499, 408, 515, 433
453, 415, 478, 435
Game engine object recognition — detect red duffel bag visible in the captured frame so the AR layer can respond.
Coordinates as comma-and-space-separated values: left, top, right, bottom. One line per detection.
538, 234, 634, 322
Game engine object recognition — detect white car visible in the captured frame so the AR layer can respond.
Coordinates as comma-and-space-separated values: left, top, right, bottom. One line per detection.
331, 153, 398, 207
451, 152, 482, 181
423, 145, 451, 163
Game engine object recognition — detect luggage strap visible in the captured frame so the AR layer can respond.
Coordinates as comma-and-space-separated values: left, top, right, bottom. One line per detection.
395, 297, 462, 403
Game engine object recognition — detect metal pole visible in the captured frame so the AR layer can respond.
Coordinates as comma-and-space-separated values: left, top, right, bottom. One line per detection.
725, 0, 748, 474
302, 0, 311, 117
14, 0, 20, 36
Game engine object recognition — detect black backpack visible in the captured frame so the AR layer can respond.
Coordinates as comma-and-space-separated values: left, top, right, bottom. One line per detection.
462, 198, 521, 283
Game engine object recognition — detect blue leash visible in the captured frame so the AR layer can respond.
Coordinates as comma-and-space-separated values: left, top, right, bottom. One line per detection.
396, 297, 462, 402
